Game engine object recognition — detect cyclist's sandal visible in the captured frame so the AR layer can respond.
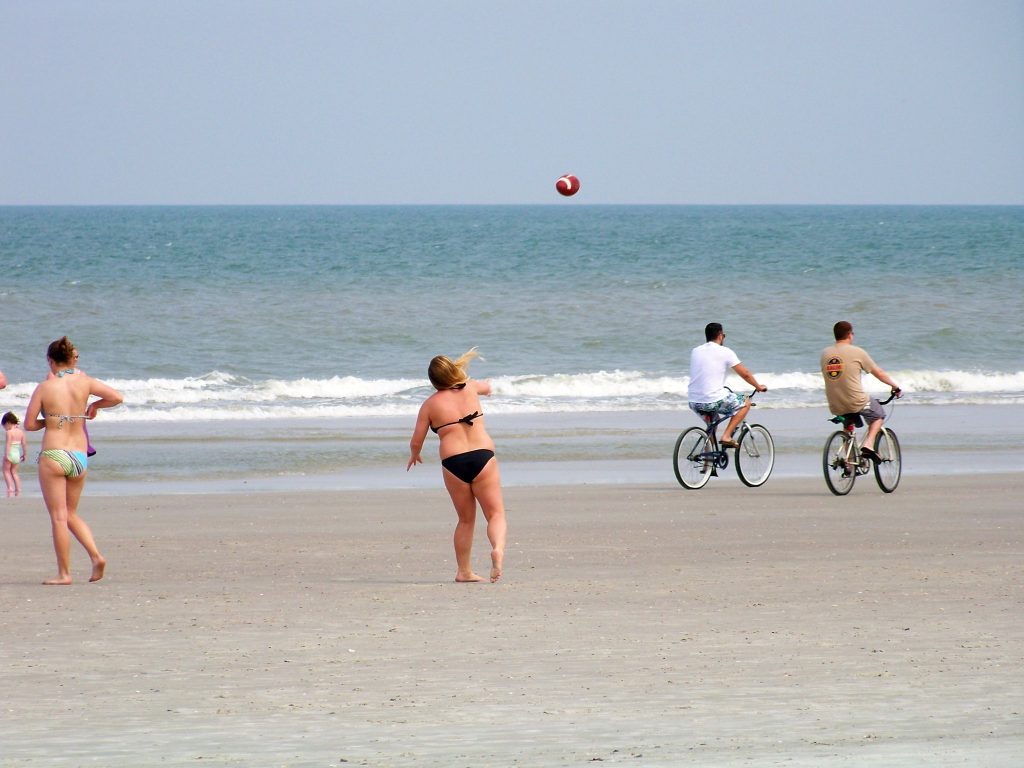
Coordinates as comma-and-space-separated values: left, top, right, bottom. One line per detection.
721, 439, 739, 449
860, 447, 881, 464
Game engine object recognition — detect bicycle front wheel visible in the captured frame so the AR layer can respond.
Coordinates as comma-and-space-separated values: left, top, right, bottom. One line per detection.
823, 431, 856, 496
673, 426, 714, 489
873, 428, 902, 493
735, 424, 774, 487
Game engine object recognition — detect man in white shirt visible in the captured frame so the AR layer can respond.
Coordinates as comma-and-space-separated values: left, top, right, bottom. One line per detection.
687, 322, 767, 447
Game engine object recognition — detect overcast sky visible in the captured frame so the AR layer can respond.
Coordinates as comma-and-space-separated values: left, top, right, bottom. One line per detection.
2, 1, 1022, 205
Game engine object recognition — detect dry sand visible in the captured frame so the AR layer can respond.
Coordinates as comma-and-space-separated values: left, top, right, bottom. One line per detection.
1, 475, 1022, 766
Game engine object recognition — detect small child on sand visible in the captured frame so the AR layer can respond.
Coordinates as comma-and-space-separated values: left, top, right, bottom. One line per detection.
3, 412, 27, 497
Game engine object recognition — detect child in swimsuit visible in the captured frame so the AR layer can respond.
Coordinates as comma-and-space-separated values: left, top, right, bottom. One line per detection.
3, 411, 27, 497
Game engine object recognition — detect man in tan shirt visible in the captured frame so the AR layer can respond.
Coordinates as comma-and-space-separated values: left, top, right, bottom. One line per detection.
821, 321, 901, 462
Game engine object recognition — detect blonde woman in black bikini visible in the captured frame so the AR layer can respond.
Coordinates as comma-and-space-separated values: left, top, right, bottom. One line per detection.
24, 336, 123, 585
407, 348, 507, 583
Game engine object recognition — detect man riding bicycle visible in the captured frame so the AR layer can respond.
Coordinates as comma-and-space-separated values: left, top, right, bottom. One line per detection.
820, 321, 901, 463
687, 322, 767, 448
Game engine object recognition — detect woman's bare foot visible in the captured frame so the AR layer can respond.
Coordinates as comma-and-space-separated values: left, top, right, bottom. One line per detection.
89, 556, 106, 583
455, 571, 484, 583
43, 576, 73, 586
490, 550, 503, 583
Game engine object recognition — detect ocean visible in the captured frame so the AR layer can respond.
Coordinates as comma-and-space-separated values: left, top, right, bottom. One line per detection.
1, 205, 1022, 491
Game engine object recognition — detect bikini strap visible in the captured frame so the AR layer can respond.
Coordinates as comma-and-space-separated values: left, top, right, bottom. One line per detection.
50, 414, 90, 429
430, 411, 483, 434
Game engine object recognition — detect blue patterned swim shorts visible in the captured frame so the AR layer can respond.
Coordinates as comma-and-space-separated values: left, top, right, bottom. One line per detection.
689, 391, 746, 420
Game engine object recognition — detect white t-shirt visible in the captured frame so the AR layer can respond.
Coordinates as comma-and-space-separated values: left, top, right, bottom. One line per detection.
688, 342, 741, 403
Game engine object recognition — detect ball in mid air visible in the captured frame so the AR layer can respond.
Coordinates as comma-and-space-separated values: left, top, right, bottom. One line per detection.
555, 174, 581, 197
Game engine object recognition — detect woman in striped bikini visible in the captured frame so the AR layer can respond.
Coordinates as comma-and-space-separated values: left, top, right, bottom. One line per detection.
24, 336, 123, 585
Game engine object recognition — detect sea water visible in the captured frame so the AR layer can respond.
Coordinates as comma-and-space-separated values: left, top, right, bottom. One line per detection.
1, 205, 1021, 490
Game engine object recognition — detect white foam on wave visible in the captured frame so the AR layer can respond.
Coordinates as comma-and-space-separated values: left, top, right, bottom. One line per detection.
103, 372, 425, 405
259, 375, 424, 399
498, 369, 1024, 397
494, 370, 689, 398
895, 369, 1024, 393
2, 369, 1021, 423
100, 403, 421, 421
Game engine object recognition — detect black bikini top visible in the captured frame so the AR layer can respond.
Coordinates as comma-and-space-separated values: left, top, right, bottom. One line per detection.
430, 411, 483, 434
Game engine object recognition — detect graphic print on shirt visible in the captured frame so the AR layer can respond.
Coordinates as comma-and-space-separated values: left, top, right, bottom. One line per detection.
825, 356, 844, 380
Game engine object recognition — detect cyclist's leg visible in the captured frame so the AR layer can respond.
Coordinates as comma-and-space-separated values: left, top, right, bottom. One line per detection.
720, 393, 749, 445
865, 418, 883, 450
860, 398, 885, 460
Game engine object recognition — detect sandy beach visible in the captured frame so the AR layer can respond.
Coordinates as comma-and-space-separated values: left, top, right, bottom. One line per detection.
2, 474, 1021, 766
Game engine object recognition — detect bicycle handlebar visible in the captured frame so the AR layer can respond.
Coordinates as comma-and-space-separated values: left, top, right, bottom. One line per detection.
879, 388, 902, 406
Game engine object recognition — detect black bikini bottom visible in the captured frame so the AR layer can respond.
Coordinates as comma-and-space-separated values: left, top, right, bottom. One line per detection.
441, 449, 495, 484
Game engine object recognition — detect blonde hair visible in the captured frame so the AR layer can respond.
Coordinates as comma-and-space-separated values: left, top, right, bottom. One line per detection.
428, 347, 479, 390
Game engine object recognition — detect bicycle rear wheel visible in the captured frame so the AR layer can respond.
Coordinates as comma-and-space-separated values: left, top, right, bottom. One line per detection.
735, 424, 774, 487
673, 426, 714, 489
873, 428, 901, 493
823, 431, 856, 496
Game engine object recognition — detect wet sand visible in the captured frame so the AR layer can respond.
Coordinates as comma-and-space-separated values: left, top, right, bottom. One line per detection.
1, 475, 1022, 766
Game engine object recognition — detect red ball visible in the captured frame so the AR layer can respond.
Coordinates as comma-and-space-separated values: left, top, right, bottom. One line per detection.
555, 174, 581, 197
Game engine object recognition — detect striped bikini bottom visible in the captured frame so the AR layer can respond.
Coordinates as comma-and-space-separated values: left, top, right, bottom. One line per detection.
39, 449, 89, 478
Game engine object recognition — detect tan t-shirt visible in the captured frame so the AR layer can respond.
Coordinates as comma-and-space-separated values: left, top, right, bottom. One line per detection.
820, 342, 877, 415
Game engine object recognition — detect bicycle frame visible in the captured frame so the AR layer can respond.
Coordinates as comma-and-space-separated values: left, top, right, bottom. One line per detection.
830, 418, 872, 478
683, 390, 767, 472
690, 414, 732, 477
690, 395, 756, 474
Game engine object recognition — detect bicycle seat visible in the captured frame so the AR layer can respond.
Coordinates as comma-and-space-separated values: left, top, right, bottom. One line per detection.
829, 413, 864, 428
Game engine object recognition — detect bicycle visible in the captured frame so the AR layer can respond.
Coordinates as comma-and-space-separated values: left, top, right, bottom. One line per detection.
822, 390, 902, 496
672, 390, 774, 490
